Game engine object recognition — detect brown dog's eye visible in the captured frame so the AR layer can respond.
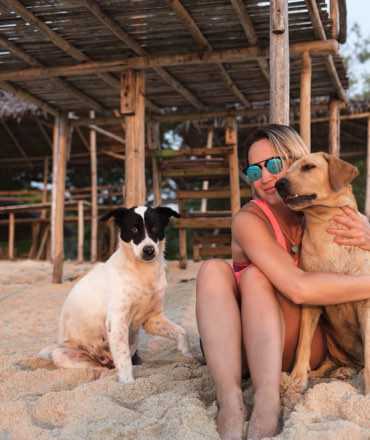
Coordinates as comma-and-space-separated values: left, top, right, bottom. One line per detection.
301, 164, 316, 172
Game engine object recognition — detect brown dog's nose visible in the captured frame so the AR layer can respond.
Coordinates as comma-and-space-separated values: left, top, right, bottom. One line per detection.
275, 178, 290, 198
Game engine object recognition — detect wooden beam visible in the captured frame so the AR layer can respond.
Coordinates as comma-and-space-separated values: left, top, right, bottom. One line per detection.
1, 121, 32, 166
51, 115, 69, 283
0, 81, 58, 117
8, 213, 15, 260
329, 99, 341, 156
7, 0, 160, 113
90, 111, 98, 263
83, 0, 205, 110
0, 33, 104, 111
77, 201, 84, 263
148, 121, 162, 206
270, 0, 290, 124
300, 52, 312, 150
167, 0, 250, 106
331, 0, 339, 39
0, 41, 339, 82
124, 71, 146, 207
230, 0, 269, 82
304, 0, 347, 103
225, 117, 240, 214
34, 118, 52, 151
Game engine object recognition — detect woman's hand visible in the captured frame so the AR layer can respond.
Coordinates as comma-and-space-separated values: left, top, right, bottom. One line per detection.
327, 206, 370, 251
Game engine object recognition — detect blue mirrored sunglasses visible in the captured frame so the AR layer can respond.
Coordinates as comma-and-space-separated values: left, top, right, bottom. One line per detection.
243, 156, 283, 183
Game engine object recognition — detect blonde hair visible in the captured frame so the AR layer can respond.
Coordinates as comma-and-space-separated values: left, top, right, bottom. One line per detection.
246, 124, 309, 166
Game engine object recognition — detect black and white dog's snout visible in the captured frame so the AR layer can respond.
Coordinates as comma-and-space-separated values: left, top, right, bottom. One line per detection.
142, 244, 156, 260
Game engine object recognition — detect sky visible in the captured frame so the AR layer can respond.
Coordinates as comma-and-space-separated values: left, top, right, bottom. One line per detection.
346, 0, 370, 32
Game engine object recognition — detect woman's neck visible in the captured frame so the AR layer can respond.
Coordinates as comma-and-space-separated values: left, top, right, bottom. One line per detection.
268, 199, 300, 226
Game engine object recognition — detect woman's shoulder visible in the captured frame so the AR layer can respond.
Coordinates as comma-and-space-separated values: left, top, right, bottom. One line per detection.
233, 200, 273, 235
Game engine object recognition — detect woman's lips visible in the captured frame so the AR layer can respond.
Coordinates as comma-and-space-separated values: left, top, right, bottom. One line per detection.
264, 187, 276, 194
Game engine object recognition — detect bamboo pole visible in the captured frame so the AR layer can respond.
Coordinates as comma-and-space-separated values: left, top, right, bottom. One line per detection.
90, 110, 98, 263
300, 51, 312, 150
201, 127, 214, 212
225, 117, 241, 214
8, 213, 15, 260
179, 229, 187, 269
51, 114, 69, 283
123, 70, 146, 207
77, 200, 84, 263
329, 99, 341, 156
149, 121, 161, 206
331, 0, 339, 39
366, 117, 370, 217
270, 0, 290, 124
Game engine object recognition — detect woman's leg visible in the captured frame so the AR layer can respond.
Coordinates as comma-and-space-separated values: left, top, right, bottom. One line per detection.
239, 266, 327, 440
239, 266, 284, 440
196, 259, 245, 440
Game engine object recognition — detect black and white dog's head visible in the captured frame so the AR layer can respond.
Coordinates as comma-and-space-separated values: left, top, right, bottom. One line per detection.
101, 206, 179, 262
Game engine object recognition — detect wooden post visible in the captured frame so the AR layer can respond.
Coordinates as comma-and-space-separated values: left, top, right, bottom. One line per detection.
148, 121, 161, 206
8, 212, 15, 260
122, 70, 146, 207
300, 52, 312, 150
366, 117, 370, 217
179, 228, 187, 269
330, 0, 339, 39
329, 100, 341, 156
77, 200, 84, 263
90, 110, 98, 262
225, 117, 240, 215
201, 127, 214, 212
51, 114, 69, 283
270, 0, 290, 124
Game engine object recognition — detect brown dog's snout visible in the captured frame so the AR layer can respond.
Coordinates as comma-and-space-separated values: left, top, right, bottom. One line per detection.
275, 178, 290, 198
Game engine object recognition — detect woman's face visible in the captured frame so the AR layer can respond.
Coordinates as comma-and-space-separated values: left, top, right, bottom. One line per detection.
248, 138, 288, 205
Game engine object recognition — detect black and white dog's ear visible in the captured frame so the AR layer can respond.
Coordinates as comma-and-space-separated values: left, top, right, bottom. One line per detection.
155, 207, 180, 219
100, 208, 129, 224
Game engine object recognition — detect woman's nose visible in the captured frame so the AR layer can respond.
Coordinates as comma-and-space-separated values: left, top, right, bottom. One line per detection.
261, 166, 273, 181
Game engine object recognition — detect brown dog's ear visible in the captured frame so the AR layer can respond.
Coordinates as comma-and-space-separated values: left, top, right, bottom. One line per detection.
323, 153, 359, 191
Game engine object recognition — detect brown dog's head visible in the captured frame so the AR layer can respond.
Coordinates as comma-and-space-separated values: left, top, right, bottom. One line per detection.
275, 152, 359, 210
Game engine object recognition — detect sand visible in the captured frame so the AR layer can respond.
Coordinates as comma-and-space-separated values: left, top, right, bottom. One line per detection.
0, 260, 369, 440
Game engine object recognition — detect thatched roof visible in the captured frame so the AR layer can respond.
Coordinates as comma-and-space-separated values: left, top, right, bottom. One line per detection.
0, 91, 40, 119
0, 0, 348, 117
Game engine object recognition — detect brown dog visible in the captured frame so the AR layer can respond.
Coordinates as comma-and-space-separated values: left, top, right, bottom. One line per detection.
276, 152, 370, 394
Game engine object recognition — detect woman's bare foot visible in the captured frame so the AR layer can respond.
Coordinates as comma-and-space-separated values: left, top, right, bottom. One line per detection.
216, 390, 246, 440
247, 390, 280, 440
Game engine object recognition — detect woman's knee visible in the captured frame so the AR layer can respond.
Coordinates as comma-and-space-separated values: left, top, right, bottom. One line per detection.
239, 265, 272, 292
196, 259, 235, 298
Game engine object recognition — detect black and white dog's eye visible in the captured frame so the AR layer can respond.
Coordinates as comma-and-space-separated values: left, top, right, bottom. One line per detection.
131, 227, 138, 234
151, 226, 158, 233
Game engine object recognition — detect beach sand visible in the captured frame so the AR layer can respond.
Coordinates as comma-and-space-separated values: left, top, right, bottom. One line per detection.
0, 260, 369, 440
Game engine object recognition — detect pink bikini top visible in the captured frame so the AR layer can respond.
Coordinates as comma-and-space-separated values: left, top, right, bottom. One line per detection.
233, 199, 295, 273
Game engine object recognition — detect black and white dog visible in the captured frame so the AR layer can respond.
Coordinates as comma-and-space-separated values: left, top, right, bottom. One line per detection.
39, 206, 192, 383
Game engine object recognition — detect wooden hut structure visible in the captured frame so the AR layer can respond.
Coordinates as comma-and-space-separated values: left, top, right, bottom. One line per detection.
0, 0, 353, 279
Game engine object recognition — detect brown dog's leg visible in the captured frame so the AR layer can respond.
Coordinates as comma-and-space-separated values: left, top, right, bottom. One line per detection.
143, 313, 192, 357
358, 305, 370, 394
290, 306, 322, 390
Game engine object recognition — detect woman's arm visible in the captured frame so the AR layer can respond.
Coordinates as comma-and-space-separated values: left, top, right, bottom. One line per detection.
233, 211, 370, 306
327, 206, 370, 251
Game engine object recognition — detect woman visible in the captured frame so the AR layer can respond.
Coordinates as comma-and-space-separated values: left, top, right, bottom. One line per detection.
196, 124, 370, 440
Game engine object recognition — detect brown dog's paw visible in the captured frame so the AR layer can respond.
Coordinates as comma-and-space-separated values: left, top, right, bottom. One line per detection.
330, 366, 357, 380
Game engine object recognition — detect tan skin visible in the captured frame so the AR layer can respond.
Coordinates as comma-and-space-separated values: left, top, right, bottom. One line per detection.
196, 138, 370, 440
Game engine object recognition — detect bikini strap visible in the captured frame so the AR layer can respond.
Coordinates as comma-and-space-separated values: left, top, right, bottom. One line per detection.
250, 199, 288, 252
